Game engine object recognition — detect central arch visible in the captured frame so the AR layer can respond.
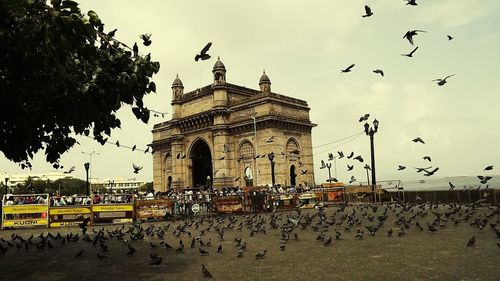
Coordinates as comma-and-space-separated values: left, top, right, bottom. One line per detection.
190, 139, 213, 189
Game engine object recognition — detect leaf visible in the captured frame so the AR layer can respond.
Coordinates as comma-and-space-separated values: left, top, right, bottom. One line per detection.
140, 108, 150, 123
132, 107, 142, 119
149, 82, 156, 93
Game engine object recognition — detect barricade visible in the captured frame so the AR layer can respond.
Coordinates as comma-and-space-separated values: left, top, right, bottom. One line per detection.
1, 194, 49, 229
135, 198, 173, 221
270, 194, 297, 211
49, 195, 92, 227
91, 194, 134, 225
213, 195, 243, 214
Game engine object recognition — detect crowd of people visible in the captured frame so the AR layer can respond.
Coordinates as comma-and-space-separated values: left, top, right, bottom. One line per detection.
2, 195, 48, 205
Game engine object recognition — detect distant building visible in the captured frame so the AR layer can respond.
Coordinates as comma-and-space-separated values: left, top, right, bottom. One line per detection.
91, 178, 145, 193
0, 171, 75, 188
151, 58, 316, 192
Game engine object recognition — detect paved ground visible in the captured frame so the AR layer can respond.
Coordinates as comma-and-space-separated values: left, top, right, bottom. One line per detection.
0, 203, 499, 281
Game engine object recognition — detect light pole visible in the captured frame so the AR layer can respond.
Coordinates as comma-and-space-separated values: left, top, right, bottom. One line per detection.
364, 164, 371, 186
82, 151, 100, 192
84, 162, 90, 195
326, 163, 333, 183
240, 113, 258, 187
268, 152, 276, 188
5, 177, 9, 195
364, 119, 379, 203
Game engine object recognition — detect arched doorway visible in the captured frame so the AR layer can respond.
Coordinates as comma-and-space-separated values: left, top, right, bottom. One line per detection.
290, 165, 297, 186
190, 139, 213, 189
244, 167, 254, 186
167, 176, 172, 191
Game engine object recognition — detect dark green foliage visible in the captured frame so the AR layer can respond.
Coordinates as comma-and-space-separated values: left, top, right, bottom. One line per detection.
0, 0, 160, 168
11, 177, 87, 195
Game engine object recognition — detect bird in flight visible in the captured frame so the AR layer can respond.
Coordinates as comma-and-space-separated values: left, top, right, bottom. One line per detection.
397, 165, 406, 171
448, 182, 456, 190
359, 113, 370, 122
423, 156, 432, 162
133, 164, 143, 174
346, 152, 354, 159
362, 5, 374, 17
373, 69, 384, 77
432, 74, 455, 86
401, 46, 419, 57
477, 175, 492, 184
484, 165, 494, 171
423, 167, 439, 176
266, 136, 275, 143
353, 155, 364, 162
403, 30, 427, 45
300, 169, 307, 175
64, 166, 75, 174
341, 64, 355, 73
349, 176, 357, 184
412, 137, 425, 144
338, 151, 345, 158
195, 42, 212, 61
447, 35, 454, 41
415, 166, 432, 173
140, 34, 152, 46
347, 165, 354, 171
405, 0, 418, 5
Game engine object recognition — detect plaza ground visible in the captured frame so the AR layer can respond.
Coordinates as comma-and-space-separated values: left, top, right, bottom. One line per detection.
0, 204, 499, 281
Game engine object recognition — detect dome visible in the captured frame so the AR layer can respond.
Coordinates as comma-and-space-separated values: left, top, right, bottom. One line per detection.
171, 74, 183, 88
212, 57, 226, 72
259, 70, 271, 85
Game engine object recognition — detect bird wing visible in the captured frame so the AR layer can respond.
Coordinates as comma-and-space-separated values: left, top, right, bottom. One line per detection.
444, 74, 455, 80
403, 31, 414, 45
364, 5, 371, 14
200, 42, 212, 54
409, 46, 418, 55
346, 64, 355, 71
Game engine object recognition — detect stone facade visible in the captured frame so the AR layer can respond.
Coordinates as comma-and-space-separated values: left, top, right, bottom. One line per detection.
151, 58, 316, 192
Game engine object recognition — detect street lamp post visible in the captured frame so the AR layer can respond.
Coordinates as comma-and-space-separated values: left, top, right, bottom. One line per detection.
82, 151, 100, 191
268, 152, 276, 188
4, 177, 9, 195
326, 163, 333, 182
84, 162, 90, 195
364, 119, 379, 203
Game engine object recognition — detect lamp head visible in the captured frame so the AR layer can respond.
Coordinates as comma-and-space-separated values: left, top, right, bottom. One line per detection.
373, 119, 379, 132
364, 122, 369, 135
268, 152, 275, 161
84, 162, 90, 171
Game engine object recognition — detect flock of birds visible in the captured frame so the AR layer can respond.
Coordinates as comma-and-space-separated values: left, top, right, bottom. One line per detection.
1, 201, 499, 279
316, 113, 495, 190
340, 2, 456, 86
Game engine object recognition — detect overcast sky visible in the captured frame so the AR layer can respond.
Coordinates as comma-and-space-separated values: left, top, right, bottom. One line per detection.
1, 0, 499, 184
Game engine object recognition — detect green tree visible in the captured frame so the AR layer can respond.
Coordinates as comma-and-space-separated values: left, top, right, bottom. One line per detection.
139, 182, 154, 193
53, 178, 87, 195
0, 0, 160, 168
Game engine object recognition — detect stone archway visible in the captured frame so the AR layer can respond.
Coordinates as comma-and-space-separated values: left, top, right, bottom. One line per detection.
290, 165, 297, 186
190, 139, 213, 189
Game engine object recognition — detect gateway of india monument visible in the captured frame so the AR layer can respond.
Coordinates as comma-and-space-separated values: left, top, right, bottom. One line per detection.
151, 58, 316, 192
